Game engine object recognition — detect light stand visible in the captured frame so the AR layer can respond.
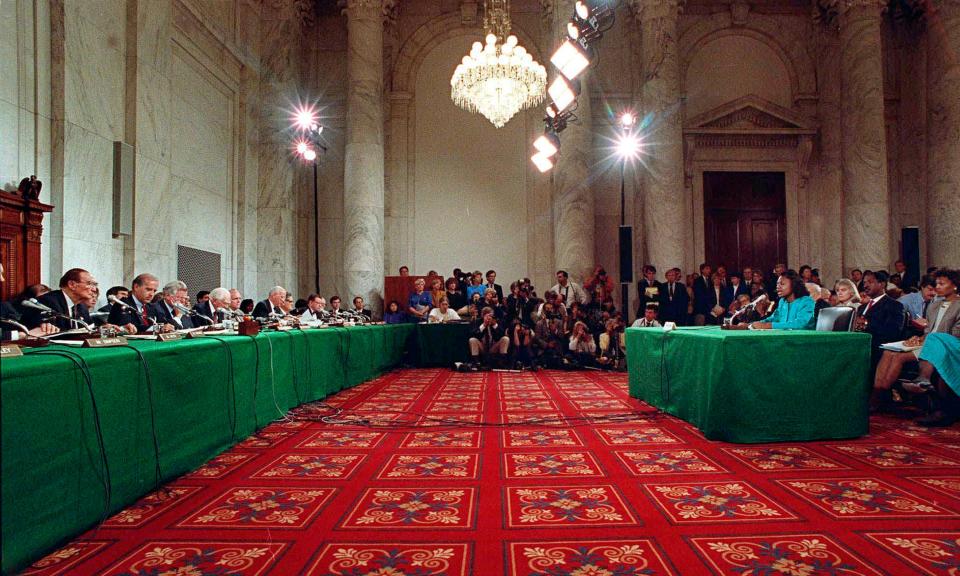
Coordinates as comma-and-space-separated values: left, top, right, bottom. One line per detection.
291, 107, 327, 295
616, 112, 639, 321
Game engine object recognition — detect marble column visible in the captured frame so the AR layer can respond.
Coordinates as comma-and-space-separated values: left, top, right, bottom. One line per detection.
926, 0, 960, 266
550, 0, 595, 282
343, 0, 386, 312
635, 0, 686, 272
838, 0, 891, 270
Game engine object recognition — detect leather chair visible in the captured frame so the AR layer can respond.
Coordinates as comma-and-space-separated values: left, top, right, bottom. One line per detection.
816, 306, 855, 332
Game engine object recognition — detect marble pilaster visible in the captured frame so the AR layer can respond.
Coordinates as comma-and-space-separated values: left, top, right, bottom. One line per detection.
837, 0, 891, 270
550, 0, 594, 282
343, 0, 386, 312
635, 0, 686, 272
926, 0, 960, 266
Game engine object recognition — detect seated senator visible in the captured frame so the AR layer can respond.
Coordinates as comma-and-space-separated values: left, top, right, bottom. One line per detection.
749, 270, 815, 330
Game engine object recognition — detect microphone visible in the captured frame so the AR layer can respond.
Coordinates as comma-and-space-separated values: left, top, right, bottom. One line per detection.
0, 317, 31, 333
89, 311, 110, 319
22, 298, 55, 313
108, 295, 136, 311
173, 303, 193, 315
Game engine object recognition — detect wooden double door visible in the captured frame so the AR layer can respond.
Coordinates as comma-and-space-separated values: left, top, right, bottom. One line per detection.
703, 171, 786, 276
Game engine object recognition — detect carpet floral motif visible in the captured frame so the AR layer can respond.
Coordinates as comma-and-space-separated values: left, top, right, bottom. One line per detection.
616, 450, 723, 475
910, 476, 960, 498
505, 452, 604, 478
379, 454, 479, 479
689, 535, 882, 576
21, 541, 112, 575
561, 390, 614, 399
236, 430, 294, 449
830, 444, 960, 468
103, 487, 202, 528
100, 542, 285, 576
645, 482, 793, 523
501, 390, 549, 400
863, 532, 960, 575
427, 401, 483, 413
250, 453, 365, 479
724, 446, 849, 471
505, 485, 637, 527
400, 430, 481, 448
595, 427, 680, 446
502, 400, 558, 412
341, 488, 475, 528
503, 412, 566, 426
177, 488, 334, 528
778, 478, 955, 518
183, 453, 255, 478
572, 399, 634, 411
508, 540, 675, 576
307, 543, 471, 576
298, 431, 386, 449
503, 430, 583, 447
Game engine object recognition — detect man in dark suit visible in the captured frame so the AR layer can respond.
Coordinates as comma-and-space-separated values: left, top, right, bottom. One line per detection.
637, 264, 663, 317
766, 263, 786, 298
726, 272, 749, 303
692, 263, 714, 325
1, 263, 60, 339
253, 286, 288, 318
855, 270, 905, 370
658, 267, 689, 325
484, 270, 504, 302
20, 268, 103, 331
468, 308, 510, 368
191, 291, 216, 326
107, 273, 165, 334
351, 296, 372, 320
150, 280, 194, 330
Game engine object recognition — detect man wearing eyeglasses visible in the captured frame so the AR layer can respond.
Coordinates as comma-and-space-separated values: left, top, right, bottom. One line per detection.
21, 268, 103, 331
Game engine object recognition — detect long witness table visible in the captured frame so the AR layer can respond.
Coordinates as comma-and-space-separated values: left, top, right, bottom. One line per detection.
626, 326, 872, 443
1, 324, 413, 576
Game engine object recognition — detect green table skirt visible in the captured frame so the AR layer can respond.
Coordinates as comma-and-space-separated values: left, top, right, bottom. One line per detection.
414, 322, 472, 367
626, 326, 872, 443
0, 324, 413, 575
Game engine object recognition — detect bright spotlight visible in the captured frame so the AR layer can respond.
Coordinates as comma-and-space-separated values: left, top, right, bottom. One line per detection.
296, 141, 309, 155
620, 112, 636, 128
293, 106, 317, 131
303, 148, 317, 161
533, 132, 560, 158
531, 151, 554, 173
548, 75, 579, 113
616, 133, 641, 160
575, 1, 590, 19
551, 39, 590, 81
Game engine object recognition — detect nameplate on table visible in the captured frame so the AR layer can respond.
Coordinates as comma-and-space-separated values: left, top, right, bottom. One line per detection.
83, 336, 128, 348
1, 344, 23, 358
158, 332, 184, 342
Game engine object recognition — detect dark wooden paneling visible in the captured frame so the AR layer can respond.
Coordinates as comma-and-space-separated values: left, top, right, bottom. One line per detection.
0, 191, 54, 300
704, 172, 786, 275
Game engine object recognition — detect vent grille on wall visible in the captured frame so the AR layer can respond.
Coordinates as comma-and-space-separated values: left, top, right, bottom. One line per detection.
177, 245, 221, 296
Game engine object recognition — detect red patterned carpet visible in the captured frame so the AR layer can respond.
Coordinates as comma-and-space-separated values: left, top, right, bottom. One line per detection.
20, 369, 960, 575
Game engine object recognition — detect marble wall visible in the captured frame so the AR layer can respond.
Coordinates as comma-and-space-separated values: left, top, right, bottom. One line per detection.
3, 0, 303, 305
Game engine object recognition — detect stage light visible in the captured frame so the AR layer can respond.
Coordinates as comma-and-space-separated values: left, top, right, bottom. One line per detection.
546, 103, 560, 119
567, 21, 580, 40
548, 75, 579, 113
531, 151, 554, 172
615, 133, 641, 160
620, 112, 636, 128
575, 0, 589, 19
303, 148, 317, 161
533, 132, 560, 158
551, 39, 590, 81
293, 106, 317, 131
296, 141, 309, 154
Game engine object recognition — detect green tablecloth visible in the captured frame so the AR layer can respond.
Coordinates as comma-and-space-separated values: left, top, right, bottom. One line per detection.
626, 326, 872, 443
414, 322, 472, 367
0, 324, 413, 575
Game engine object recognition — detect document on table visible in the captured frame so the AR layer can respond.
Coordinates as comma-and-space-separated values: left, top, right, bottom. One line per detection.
879, 340, 921, 352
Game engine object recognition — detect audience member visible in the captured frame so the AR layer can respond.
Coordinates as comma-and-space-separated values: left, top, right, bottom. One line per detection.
750, 270, 815, 330
637, 265, 662, 317
727, 271, 748, 300
398, 266, 410, 276
510, 320, 537, 369
806, 282, 831, 321
702, 272, 732, 325
465, 271, 485, 302
584, 266, 615, 305
692, 263, 714, 325
383, 300, 406, 324
406, 278, 432, 322
834, 278, 862, 308
445, 277, 466, 310
597, 318, 625, 370
505, 281, 533, 326
468, 308, 510, 368
898, 275, 937, 327
906, 333, 959, 426
551, 270, 588, 308
534, 301, 566, 368
851, 268, 864, 292
428, 297, 461, 323
484, 270, 504, 301
352, 296, 372, 320
767, 263, 786, 297
239, 299, 255, 314
568, 320, 597, 366
749, 271, 766, 299
894, 260, 917, 291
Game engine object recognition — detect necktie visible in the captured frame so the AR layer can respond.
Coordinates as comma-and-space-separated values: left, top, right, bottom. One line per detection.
71, 305, 79, 319
921, 299, 929, 319
670, 284, 674, 300
141, 304, 148, 323
864, 299, 875, 315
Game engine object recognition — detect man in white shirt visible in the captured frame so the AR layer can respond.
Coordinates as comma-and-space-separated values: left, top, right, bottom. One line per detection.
550, 270, 588, 308
300, 294, 327, 324
428, 297, 462, 323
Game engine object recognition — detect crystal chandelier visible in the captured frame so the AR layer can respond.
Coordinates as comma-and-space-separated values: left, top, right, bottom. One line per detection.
450, 0, 547, 128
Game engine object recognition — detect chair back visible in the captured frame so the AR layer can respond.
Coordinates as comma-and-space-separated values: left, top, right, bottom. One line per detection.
816, 306, 855, 332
